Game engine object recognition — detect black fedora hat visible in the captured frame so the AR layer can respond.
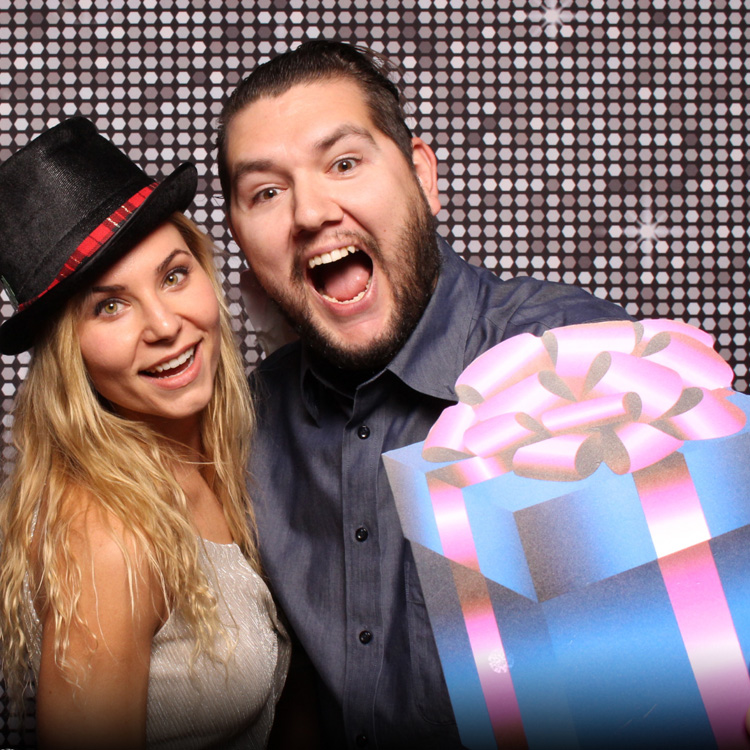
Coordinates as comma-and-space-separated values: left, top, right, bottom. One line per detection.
0, 116, 198, 354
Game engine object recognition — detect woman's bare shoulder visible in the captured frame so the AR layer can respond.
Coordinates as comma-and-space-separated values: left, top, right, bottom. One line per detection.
36, 484, 167, 628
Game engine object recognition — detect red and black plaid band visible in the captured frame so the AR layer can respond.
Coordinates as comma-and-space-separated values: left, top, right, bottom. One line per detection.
18, 181, 158, 312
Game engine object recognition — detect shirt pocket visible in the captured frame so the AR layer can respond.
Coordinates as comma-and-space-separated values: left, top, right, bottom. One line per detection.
404, 554, 457, 726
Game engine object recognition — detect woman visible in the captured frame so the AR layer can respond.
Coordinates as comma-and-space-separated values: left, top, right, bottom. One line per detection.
0, 118, 290, 749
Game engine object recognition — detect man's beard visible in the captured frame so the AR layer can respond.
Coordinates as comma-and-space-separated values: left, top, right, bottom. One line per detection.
263, 191, 440, 372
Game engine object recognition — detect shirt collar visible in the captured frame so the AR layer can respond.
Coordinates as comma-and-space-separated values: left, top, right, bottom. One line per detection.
299, 237, 476, 419
384, 237, 475, 401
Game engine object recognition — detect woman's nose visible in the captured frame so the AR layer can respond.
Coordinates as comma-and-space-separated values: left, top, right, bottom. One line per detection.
142, 298, 182, 343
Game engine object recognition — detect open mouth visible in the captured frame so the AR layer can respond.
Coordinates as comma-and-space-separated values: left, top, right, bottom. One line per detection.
307, 245, 373, 304
141, 345, 196, 379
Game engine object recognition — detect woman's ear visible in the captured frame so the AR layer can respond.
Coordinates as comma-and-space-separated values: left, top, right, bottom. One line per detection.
411, 137, 441, 216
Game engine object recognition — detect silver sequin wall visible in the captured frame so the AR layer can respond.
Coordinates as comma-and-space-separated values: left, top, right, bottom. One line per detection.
0, 0, 749, 745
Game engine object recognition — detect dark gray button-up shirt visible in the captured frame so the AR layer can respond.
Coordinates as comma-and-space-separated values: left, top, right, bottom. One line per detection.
249, 239, 631, 749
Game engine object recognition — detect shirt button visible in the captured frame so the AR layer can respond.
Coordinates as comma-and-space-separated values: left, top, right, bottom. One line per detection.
355, 734, 369, 747
359, 630, 373, 644
357, 425, 371, 439
355, 527, 369, 542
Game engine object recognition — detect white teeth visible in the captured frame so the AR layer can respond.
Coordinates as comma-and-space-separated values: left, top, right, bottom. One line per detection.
149, 346, 195, 374
308, 245, 357, 269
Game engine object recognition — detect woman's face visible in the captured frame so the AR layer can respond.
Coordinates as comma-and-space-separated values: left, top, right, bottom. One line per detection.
76, 222, 221, 437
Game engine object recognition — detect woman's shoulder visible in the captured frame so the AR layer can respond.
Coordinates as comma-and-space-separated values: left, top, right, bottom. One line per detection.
38, 484, 168, 625
56, 486, 139, 561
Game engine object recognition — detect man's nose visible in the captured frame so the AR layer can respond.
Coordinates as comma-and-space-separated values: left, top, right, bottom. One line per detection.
291, 177, 344, 234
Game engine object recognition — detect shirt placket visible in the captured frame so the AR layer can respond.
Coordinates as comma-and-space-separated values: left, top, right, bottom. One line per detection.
340, 384, 385, 749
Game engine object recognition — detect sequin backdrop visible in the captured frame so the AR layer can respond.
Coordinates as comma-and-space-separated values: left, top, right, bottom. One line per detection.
0, 0, 748, 745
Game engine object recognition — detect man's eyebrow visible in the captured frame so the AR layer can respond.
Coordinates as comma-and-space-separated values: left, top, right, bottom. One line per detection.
232, 158, 276, 190
313, 124, 377, 153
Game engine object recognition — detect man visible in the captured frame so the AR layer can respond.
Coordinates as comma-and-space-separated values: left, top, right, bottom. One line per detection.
217, 40, 630, 749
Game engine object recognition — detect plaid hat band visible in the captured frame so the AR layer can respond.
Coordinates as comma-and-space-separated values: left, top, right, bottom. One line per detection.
17, 182, 158, 313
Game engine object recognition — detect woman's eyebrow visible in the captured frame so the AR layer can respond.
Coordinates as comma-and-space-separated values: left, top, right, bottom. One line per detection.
89, 249, 190, 294
156, 248, 190, 275
90, 283, 126, 294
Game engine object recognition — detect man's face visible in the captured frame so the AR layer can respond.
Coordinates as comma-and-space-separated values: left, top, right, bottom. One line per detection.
225, 78, 442, 371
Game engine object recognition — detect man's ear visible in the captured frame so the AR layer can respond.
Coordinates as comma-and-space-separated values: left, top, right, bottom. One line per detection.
411, 137, 441, 216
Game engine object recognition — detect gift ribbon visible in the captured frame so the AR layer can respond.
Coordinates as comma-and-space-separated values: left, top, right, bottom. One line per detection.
429, 475, 528, 748
423, 319, 750, 749
634, 454, 750, 749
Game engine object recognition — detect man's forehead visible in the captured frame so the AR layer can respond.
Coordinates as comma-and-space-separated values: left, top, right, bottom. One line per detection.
228, 78, 376, 147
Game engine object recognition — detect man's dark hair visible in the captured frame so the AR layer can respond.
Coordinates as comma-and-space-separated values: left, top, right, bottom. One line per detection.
216, 40, 414, 204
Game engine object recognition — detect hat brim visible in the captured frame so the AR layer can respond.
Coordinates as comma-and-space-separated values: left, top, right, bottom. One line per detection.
0, 162, 198, 355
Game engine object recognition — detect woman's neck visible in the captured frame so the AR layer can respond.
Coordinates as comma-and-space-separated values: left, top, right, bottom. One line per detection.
132, 411, 204, 458
174, 461, 233, 544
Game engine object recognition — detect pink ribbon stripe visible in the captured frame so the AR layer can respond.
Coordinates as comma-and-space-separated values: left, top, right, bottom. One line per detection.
429, 477, 527, 746
634, 456, 750, 748
633, 452, 711, 558
461, 591, 528, 749
661, 543, 750, 749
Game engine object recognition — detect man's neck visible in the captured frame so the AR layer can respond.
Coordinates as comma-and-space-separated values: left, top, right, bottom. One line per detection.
307, 348, 381, 395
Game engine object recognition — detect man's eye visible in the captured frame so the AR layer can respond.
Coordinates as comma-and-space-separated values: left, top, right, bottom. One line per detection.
334, 158, 357, 173
254, 187, 279, 203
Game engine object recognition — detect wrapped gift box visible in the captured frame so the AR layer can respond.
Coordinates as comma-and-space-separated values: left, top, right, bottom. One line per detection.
383, 320, 750, 750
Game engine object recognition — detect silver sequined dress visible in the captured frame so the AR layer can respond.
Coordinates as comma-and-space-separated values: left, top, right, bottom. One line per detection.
25, 539, 290, 749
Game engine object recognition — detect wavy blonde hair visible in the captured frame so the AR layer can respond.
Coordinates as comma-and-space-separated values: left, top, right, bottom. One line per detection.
0, 213, 257, 710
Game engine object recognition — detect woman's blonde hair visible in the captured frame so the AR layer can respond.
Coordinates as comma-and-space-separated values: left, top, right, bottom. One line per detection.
0, 213, 257, 709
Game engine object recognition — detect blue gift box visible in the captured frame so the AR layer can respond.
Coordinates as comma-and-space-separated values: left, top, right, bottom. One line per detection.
384, 392, 750, 750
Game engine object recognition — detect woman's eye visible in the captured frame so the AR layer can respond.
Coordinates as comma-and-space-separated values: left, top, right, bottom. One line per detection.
95, 299, 123, 316
164, 268, 188, 287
